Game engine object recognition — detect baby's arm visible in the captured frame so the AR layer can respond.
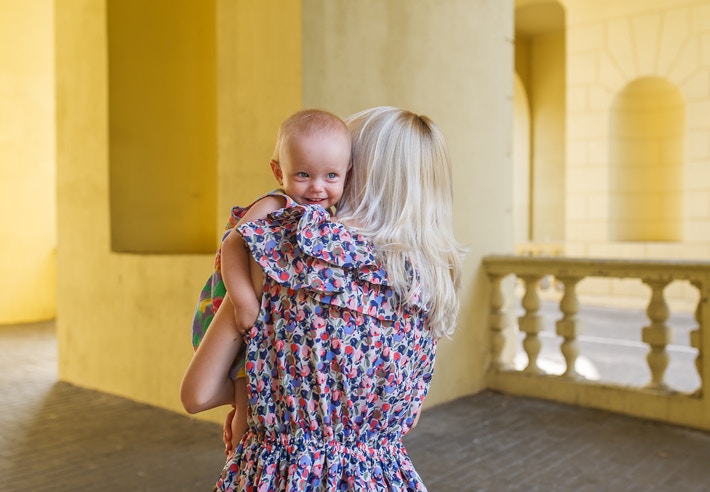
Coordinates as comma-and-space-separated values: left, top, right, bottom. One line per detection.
220, 194, 286, 332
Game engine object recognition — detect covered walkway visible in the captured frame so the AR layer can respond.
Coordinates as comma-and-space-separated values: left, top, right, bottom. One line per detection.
2, 321, 709, 491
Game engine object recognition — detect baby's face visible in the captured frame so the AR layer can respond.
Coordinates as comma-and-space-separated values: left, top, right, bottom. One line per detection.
272, 131, 351, 210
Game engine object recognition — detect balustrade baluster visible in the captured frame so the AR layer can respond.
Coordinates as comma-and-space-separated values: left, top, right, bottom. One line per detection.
690, 280, 703, 397
483, 255, 710, 431
488, 273, 510, 370
556, 276, 584, 379
519, 275, 544, 374
641, 279, 672, 391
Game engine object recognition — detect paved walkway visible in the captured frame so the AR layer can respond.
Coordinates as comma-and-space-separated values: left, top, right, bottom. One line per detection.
2, 321, 710, 491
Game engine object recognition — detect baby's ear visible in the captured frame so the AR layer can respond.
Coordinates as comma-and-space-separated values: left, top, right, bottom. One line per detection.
270, 160, 283, 184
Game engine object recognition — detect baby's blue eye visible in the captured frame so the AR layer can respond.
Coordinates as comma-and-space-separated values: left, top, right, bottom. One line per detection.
327, 173, 337, 179
296, 172, 309, 178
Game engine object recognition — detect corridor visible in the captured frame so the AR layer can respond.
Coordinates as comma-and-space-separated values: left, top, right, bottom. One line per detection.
2, 321, 710, 491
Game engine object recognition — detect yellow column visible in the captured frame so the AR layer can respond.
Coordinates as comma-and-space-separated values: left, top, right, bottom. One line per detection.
0, 0, 56, 324
55, 0, 302, 420
216, 0, 302, 217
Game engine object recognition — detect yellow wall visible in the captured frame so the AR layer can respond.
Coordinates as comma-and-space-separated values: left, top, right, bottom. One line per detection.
515, 2, 566, 244
609, 77, 685, 242
55, 0, 301, 421
561, 0, 710, 307
52, 0, 513, 418
513, 74, 532, 243
302, 0, 516, 407
217, 0, 303, 215
19, 0, 710, 423
0, 0, 55, 324
18, 0, 710, 423
565, 0, 710, 250
530, 29, 566, 242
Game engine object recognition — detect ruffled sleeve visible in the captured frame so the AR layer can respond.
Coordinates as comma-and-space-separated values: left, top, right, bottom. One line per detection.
236, 205, 428, 321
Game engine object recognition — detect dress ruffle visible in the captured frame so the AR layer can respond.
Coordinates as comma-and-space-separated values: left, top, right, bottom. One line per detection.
219, 430, 425, 491
237, 205, 428, 322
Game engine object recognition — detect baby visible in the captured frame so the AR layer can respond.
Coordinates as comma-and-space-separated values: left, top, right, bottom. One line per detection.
191, 108, 351, 456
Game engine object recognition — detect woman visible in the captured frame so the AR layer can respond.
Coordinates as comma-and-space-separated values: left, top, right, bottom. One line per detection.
181, 106, 465, 490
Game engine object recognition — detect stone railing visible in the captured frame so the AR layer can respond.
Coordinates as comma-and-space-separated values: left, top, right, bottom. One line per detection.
482, 255, 710, 432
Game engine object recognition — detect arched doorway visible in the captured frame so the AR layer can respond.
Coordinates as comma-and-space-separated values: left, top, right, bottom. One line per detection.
609, 77, 685, 242
514, 0, 566, 246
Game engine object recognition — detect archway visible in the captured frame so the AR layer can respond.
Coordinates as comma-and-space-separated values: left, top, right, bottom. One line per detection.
514, 0, 566, 244
609, 77, 685, 242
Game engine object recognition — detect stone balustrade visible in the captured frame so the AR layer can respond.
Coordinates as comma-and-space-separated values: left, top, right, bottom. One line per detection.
482, 255, 710, 431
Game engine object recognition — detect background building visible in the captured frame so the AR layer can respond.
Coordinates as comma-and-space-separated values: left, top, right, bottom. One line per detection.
2, 0, 709, 426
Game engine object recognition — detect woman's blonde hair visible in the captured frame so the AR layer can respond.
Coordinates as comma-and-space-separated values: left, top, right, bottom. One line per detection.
337, 107, 465, 338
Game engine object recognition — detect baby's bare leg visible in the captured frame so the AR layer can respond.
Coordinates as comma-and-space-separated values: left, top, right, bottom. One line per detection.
228, 377, 248, 458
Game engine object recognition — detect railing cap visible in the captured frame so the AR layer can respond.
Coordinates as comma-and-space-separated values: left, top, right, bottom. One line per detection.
482, 254, 710, 281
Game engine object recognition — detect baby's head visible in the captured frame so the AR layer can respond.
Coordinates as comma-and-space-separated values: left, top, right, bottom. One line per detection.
270, 109, 351, 210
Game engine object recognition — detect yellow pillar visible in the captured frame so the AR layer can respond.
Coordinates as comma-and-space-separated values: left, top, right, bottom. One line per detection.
0, 0, 56, 324
216, 0, 302, 216
55, 0, 301, 420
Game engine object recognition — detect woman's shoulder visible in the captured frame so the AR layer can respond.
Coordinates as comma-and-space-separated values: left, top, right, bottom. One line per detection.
238, 206, 382, 280
239, 206, 431, 319
239, 205, 379, 268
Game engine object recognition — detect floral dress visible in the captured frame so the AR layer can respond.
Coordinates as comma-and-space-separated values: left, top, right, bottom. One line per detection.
215, 204, 437, 491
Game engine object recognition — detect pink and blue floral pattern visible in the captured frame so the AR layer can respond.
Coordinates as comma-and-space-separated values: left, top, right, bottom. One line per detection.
214, 205, 436, 491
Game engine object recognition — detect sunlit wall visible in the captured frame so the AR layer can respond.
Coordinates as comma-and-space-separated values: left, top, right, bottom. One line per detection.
563, 0, 710, 305
0, 0, 55, 324
6, 0, 710, 422
49, 0, 514, 420
302, 0, 515, 404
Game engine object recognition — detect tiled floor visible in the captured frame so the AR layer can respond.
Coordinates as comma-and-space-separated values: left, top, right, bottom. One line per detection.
2, 321, 710, 491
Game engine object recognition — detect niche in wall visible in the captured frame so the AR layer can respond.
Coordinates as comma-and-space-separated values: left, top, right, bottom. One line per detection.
107, 0, 217, 254
609, 77, 685, 242
514, 0, 566, 244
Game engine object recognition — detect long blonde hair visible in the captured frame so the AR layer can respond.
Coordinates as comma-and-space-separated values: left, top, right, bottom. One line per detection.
337, 107, 465, 338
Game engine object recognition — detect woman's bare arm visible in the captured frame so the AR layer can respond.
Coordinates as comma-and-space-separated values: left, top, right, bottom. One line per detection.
182, 196, 281, 414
